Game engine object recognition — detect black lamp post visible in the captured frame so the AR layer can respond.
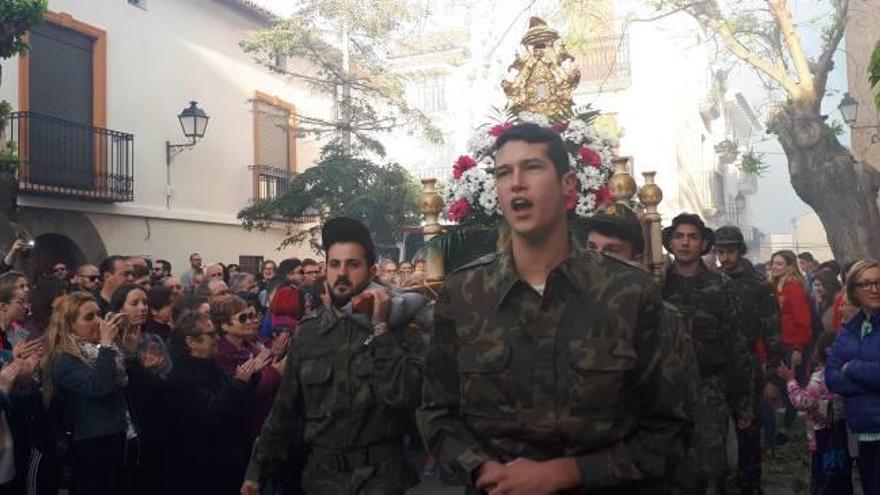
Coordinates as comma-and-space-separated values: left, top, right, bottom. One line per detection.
838, 92, 880, 144
165, 101, 209, 207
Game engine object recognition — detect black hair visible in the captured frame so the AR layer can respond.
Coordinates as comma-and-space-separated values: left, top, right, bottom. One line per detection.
99, 255, 128, 277
266, 275, 289, 296
494, 123, 570, 176
301, 258, 318, 267
132, 264, 150, 280
587, 223, 645, 255
277, 258, 302, 277
171, 310, 211, 357
172, 294, 209, 323
109, 283, 146, 312
157, 259, 172, 274
147, 286, 173, 312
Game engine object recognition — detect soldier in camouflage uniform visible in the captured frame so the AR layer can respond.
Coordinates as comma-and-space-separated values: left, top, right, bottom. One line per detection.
715, 225, 783, 495
418, 123, 692, 494
242, 217, 427, 495
662, 214, 755, 494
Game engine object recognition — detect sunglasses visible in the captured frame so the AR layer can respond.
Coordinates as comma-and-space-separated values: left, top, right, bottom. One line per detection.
83, 275, 100, 282
54, 267, 67, 272
236, 311, 258, 323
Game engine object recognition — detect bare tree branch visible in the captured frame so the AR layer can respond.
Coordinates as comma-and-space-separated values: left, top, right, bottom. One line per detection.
686, 4, 800, 95
765, 0, 813, 95
813, 0, 848, 97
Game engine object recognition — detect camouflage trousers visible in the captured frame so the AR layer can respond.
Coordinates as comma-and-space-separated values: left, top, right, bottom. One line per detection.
671, 375, 730, 494
301, 452, 418, 495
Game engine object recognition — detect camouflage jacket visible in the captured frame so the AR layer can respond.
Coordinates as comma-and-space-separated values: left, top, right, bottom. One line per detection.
245, 303, 426, 487
725, 258, 784, 371
417, 247, 693, 493
662, 263, 754, 417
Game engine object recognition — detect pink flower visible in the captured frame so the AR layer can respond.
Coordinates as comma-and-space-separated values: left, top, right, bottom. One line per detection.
489, 121, 514, 137
551, 121, 569, 133
579, 146, 602, 168
447, 198, 472, 222
452, 155, 477, 180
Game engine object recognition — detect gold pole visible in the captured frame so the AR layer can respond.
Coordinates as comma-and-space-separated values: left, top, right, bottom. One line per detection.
419, 178, 445, 286
638, 171, 664, 279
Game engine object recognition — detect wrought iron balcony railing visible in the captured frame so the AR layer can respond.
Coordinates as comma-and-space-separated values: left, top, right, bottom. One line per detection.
9, 111, 134, 202
250, 164, 291, 202
248, 164, 319, 223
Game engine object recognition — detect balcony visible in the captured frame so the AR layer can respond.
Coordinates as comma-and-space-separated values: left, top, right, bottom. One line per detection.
248, 164, 319, 223
574, 34, 632, 94
250, 164, 291, 203
9, 111, 134, 202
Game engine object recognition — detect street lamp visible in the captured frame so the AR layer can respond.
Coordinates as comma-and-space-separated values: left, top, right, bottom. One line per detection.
838, 92, 858, 127
165, 101, 209, 207
838, 92, 880, 144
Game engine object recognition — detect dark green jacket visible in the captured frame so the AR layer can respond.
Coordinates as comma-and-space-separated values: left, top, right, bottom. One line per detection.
418, 247, 693, 493
662, 263, 754, 417
724, 258, 784, 371
246, 304, 425, 493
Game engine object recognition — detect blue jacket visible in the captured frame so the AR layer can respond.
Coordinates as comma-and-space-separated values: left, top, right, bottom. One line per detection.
826, 311, 880, 434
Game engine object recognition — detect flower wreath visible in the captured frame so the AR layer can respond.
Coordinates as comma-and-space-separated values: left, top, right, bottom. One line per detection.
443, 110, 619, 227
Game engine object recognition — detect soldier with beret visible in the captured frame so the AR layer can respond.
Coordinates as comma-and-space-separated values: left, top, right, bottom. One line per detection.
418, 123, 692, 494
714, 225, 783, 495
242, 217, 429, 495
583, 202, 645, 263
662, 214, 755, 494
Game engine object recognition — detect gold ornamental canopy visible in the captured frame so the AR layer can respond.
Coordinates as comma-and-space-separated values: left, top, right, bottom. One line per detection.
501, 17, 581, 118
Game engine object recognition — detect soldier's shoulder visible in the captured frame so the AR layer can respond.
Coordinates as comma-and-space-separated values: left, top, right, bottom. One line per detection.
587, 250, 655, 283
450, 252, 499, 274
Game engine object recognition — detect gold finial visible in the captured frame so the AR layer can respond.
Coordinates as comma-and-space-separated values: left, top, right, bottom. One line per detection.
501, 17, 581, 118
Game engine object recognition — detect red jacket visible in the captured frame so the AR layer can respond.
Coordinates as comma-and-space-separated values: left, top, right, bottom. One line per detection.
777, 279, 812, 350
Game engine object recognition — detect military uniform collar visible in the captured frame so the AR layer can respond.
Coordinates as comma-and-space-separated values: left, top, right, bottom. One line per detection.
491, 243, 586, 309
313, 305, 340, 334
666, 260, 712, 281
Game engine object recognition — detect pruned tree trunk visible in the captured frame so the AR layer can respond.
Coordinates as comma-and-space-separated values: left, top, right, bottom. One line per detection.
770, 103, 880, 262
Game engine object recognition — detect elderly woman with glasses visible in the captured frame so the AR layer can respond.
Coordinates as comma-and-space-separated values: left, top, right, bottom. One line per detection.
210, 295, 283, 439
826, 259, 880, 494
163, 310, 260, 494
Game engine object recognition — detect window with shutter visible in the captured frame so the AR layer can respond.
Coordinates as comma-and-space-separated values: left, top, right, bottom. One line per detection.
252, 92, 296, 202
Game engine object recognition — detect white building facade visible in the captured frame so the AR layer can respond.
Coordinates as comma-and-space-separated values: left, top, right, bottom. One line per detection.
1, 0, 327, 275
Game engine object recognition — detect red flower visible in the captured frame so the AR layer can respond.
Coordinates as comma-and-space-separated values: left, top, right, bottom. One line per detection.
579, 146, 602, 168
447, 198, 472, 222
593, 185, 615, 206
551, 121, 569, 133
489, 121, 514, 137
452, 155, 477, 180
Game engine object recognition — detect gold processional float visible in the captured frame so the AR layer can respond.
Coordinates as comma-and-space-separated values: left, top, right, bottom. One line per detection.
418, 18, 664, 285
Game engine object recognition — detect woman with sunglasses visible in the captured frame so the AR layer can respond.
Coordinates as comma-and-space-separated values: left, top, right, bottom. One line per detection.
40, 292, 128, 494
210, 296, 281, 438
827, 259, 880, 494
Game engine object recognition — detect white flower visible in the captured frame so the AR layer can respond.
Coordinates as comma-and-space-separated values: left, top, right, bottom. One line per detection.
575, 193, 597, 218
467, 130, 495, 157
518, 111, 550, 127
